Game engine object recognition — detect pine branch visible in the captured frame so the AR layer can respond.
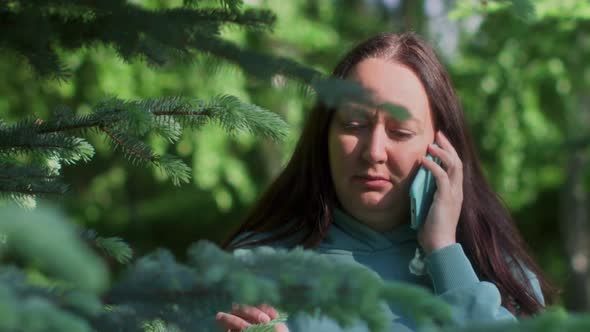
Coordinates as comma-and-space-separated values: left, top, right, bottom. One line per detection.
439, 309, 590, 332
0, 178, 67, 196
141, 319, 181, 332
0, 165, 63, 182
0, 0, 278, 80
152, 155, 191, 187
81, 229, 133, 265
244, 312, 288, 332
183, 0, 244, 13
37, 96, 287, 142
0, 205, 109, 293
199, 95, 290, 141
0, 136, 89, 205
192, 34, 321, 84
0, 94, 286, 201
99, 242, 453, 332
0, 265, 105, 331
99, 125, 158, 165
0, 123, 95, 165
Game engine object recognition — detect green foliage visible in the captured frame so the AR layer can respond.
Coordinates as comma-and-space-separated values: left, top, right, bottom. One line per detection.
0, 205, 107, 331
3, 206, 590, 332
446, 0, 590, 308
244, 312, 289, 332
0, 0, 278, 80
0, 94, 289, 202
93, 241, 452, 331
83, 229, 134, 264
448, 0, 582, 208
510, 0, 536, 21
437, 309, 590, 332
0, 205, 108, 292
142, 318, 181, 332
2, 0, 590, 330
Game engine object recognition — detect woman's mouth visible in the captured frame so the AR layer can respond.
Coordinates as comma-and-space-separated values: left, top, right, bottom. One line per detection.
353, 175, 392, 188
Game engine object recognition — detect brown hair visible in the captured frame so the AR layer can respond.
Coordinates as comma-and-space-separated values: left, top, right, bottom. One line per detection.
223, 32, 557, 316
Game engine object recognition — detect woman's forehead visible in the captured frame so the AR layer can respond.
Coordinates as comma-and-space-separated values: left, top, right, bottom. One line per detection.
337, 103, 422, 125
348, 58, 431, 122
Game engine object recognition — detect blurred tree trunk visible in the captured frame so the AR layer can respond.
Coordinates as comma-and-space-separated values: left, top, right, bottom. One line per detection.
560, 95, 590, 311
401, 0, 425, 33
561, 148, 590, 310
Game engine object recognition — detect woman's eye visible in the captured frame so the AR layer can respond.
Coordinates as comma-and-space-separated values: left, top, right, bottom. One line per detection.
390, 130, 413, 139
342, 121, 366, 129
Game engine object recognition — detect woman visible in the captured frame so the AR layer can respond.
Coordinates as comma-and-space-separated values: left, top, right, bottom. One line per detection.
215, 32, 556, 332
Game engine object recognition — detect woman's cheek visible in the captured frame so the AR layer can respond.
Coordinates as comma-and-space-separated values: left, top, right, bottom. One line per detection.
388, 146, 424, 176
338, 136, 359, 155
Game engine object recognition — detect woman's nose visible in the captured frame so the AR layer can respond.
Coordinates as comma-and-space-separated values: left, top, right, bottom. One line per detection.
361, 126, 388, 164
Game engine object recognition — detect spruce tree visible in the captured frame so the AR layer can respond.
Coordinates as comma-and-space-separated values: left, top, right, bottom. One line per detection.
2, 1, 589, 332
0, 1, 433, 331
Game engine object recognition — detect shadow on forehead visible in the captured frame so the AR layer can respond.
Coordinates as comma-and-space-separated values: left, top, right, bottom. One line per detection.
338, 101, 415, 123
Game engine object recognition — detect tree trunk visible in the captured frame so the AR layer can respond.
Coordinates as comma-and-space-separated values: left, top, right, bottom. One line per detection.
401, 0, 425, 33
560, 94, 590, 311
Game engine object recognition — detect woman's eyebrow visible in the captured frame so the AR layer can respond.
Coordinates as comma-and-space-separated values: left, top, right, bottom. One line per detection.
384, 112, 421, 125
340, 106, 374, 118
403, 117, 421, 125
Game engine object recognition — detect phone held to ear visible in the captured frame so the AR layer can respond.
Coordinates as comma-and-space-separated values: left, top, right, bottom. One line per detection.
409, 145, 441, 231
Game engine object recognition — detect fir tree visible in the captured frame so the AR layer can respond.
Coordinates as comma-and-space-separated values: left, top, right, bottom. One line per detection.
2, 1, 589, 332
0, 1, 417, 331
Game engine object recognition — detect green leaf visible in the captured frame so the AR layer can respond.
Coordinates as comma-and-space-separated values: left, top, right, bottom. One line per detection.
511, 0, 536, 21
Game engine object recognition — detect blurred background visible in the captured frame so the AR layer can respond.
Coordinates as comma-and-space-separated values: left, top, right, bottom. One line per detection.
1, 0, 589, 311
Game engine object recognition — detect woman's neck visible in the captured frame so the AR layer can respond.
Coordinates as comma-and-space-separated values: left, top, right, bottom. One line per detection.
342, 202, 410, 233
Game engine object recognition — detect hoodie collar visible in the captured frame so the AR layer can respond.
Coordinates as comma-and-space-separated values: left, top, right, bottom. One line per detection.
329, 208, 417, 251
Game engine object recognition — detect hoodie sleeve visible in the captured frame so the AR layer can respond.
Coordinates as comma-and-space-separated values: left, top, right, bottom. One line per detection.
424, 244, 544, 326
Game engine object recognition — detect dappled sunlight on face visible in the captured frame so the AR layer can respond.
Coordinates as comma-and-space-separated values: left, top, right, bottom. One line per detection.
328, 58, 436, 231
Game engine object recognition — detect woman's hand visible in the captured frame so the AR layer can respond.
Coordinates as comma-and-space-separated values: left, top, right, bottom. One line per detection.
417, 131, 464, 255
215, 304, 289, 332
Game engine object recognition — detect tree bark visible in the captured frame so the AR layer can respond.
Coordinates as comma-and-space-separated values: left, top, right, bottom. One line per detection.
560, 94, 590, 311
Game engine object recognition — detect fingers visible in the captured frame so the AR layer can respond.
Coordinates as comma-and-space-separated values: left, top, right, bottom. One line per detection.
432, 131, 462, 174
215, 304, 283, 332
258, 304, 279, 320
421, 155, 450, 192
231, 304, 272, 323
215, 311, 252, 331
421, 131, 463, 196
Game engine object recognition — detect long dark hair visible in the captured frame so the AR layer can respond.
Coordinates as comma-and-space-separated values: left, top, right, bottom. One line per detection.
223, 32, 557, 316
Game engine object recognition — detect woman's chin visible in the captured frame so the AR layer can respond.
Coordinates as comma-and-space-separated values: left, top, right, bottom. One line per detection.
358, 193, 391, 209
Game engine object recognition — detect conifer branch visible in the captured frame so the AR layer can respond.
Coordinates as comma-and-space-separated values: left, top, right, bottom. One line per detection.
152, 155, 191, 186
81, 229, 133, 265
0, 94, 286, 201
97, 242, 453, 332
0, 205, 109, 293
0, 165, 61, 180
193, 34, 321, 83
0, 0, 278, 80
0, 126, 95, 165
0, 205, 108, 330
98, 125, 158, 164
0, 179, 67, 196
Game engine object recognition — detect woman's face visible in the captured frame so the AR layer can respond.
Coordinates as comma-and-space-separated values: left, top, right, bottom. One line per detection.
328, 58, 436, 230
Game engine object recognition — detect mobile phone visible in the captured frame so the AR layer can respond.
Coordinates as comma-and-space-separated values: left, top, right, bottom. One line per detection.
409, 146, 441, 230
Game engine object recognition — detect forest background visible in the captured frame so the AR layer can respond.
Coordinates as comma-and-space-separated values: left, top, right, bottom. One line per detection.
2, 0, 590, 316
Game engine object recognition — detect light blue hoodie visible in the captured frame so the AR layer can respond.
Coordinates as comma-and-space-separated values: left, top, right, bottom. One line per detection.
235, 208, 544, 331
